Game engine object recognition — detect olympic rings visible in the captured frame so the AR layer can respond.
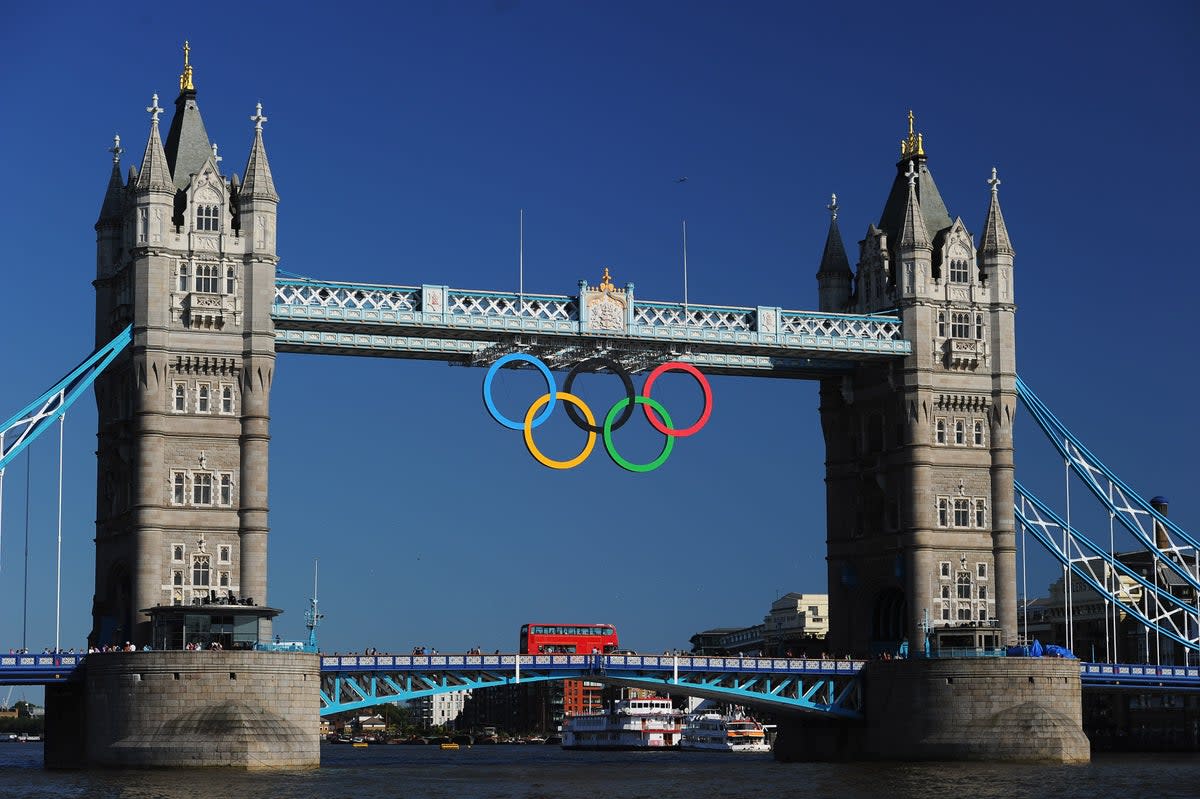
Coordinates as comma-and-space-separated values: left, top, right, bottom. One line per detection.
524, 392, 596, 469
563, 357, 635, 433
604, 396, 674, 473
482, 353, 712, 472
483, 353, 556, 430
641, 361, 713, 437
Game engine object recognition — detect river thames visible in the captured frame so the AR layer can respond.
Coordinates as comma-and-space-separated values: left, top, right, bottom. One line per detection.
1, 744, 1197, 798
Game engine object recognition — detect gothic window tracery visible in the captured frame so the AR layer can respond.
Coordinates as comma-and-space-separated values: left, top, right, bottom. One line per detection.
953, 498, 970, 526
949, 259, 970, 283
196, 205, 219, 231
192, 554, 211, 587
193, 473, 212, 505
195, 263, 219, 293
951, 312, 971, 338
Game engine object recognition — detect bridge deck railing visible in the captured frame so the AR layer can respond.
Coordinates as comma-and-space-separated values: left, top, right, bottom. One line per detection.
318, 653, 867, 674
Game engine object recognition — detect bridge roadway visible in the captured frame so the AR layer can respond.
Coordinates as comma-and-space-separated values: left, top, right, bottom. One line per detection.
5, 653, 1198, 719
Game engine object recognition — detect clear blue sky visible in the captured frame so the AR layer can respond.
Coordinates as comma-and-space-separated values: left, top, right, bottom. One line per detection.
0, 1, 1196, 659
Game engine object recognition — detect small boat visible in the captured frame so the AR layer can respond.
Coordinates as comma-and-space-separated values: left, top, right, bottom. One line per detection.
562, 697, 683, 750
680, 712, 771, 752
351, 741, 369, 748
440, 742, 460, 750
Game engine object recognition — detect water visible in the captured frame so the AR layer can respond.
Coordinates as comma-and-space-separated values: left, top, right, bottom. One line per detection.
1, 743, 1198, 799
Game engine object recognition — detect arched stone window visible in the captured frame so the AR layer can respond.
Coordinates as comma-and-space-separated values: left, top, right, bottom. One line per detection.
196, 205, 219, 231
196, 263, 219, 293
949, 259, 970, 283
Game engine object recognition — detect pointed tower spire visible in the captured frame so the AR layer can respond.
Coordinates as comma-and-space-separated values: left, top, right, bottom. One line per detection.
98, 134, 125, 221
164, 41, 212, 190
898, 160, 930, 250
816, 193, 853, 312
240, 103, 279, 201
136, 94, 174, 192
180, 40, 194, 93
879, 111, 952, 246
981, 167, 1014, 256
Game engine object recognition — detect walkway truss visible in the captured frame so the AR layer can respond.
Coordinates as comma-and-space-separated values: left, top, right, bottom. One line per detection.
271, 274, 910, 377
317, 654, 866, 719
1014, 378, 1200, 654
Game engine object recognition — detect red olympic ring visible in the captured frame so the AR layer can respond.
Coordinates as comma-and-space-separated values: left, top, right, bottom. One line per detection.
640, 362, 713, 437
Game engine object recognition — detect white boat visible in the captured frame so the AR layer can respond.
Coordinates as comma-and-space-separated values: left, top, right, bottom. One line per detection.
562, 697, 683, 750
680, 712, 771, 752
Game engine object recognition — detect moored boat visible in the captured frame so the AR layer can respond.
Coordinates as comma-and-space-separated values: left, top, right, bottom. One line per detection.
680, 712, 771, 752
562, 697, 683, 750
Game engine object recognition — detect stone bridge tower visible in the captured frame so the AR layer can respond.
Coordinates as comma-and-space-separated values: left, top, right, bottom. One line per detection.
91, 45, 279, 646
817, 114, 1017, 656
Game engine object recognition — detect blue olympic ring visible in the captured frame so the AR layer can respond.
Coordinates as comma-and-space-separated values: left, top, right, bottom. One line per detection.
482, 353, 557, 430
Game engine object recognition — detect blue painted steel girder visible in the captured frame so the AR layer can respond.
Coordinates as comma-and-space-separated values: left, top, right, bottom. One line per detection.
317, 653, 866, 718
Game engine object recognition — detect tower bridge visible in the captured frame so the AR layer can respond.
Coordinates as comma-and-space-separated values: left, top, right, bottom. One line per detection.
1, 48, 1194, 768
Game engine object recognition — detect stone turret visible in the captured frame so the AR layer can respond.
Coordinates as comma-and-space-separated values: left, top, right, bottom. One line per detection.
821, 112, 1018, 656
91, 44, 282, 647
816, 194, 853, 312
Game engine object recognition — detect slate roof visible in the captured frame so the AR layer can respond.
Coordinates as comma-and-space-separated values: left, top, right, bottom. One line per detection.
163, 89, 213, 190
877, 157, 953, 245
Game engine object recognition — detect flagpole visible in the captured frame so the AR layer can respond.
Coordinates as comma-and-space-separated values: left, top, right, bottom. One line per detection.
519, 209, 525, 311
682, 219, 689, 323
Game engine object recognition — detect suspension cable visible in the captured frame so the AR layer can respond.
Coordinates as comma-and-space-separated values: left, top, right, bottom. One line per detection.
0, 463, 5, 574
22, 446, 31, 652
1020, 495, 1028, 644
1063, 451, 1073, 652
55, 413, 65, 654
1107, 483, 1115, 664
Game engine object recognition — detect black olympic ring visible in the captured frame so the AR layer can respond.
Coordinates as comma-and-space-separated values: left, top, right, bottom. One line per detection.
562, 357, 636, 434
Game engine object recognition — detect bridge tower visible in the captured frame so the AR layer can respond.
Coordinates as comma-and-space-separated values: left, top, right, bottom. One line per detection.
817, 114, 1017, 655
91, 44, 279, 647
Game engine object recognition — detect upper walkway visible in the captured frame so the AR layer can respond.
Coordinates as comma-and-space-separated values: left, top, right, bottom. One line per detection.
271, 276, 910, 377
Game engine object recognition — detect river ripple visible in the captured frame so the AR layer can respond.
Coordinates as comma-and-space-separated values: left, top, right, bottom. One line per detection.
0, 743, 1197, 799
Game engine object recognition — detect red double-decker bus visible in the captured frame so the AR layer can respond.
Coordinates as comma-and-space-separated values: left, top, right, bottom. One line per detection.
519, 623, 618, 655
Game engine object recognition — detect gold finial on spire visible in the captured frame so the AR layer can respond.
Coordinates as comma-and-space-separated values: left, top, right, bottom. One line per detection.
599, 267, 615, 292
180, 40, 195, 92
900, 110, 925, 158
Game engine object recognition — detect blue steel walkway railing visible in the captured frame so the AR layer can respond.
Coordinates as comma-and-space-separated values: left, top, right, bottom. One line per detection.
272, 276, 910, 376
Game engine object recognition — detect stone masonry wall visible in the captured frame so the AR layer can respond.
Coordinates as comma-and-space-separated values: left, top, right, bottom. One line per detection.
775, 658, 1090, 763
82, 651, 319, 768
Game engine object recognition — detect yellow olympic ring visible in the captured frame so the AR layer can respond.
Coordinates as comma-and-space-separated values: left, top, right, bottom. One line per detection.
523, 392, 596, 469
